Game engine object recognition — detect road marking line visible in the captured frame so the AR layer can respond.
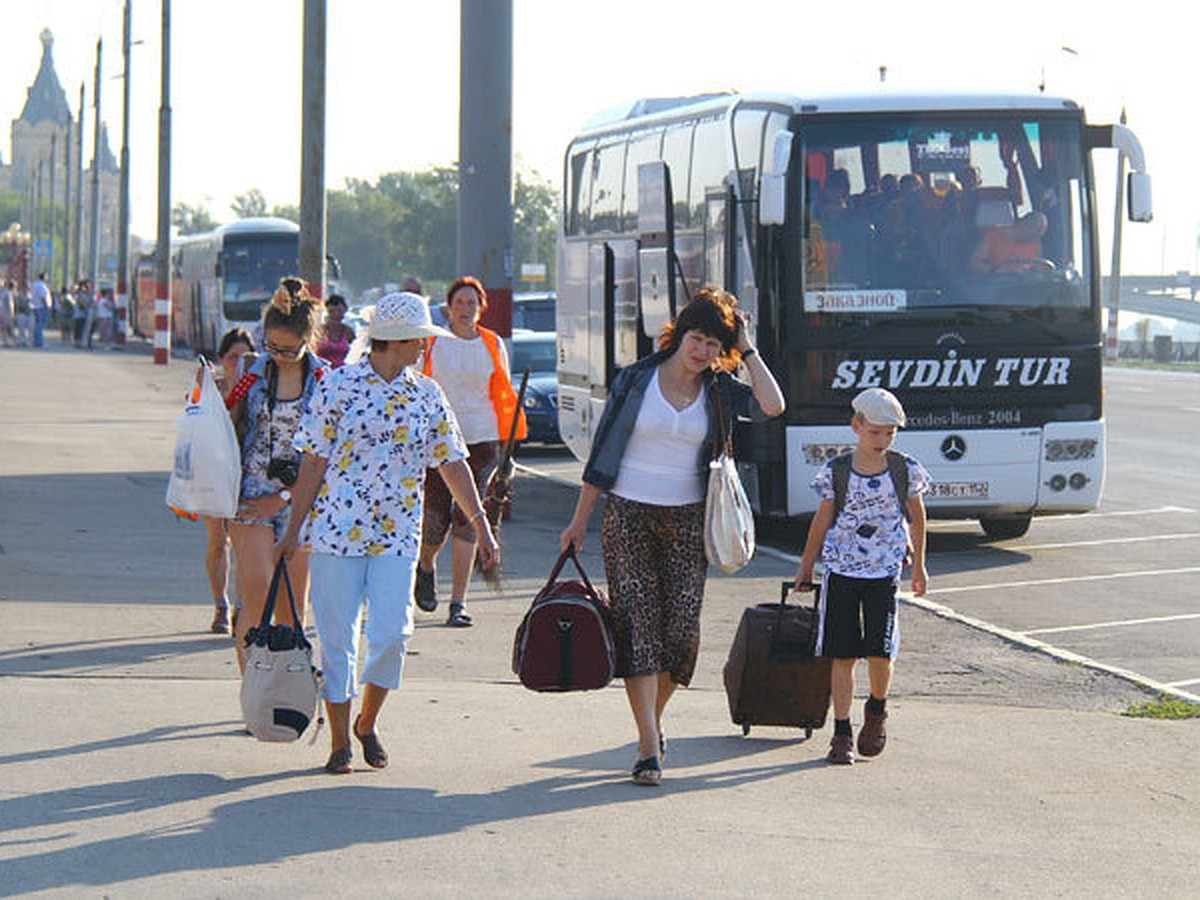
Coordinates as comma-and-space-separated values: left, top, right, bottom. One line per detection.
1018, 533, 1200, 551
1056, 506, 1198, 519
1165, 678, 1200, 688
1024, 612, 1200, 636
902, 593, 1200, 705
929, 567, 1200, 595
925, 506, 1197, 529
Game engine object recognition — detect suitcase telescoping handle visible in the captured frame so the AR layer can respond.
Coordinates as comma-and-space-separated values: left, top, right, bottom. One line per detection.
540, 546, 600, 599
780, 580, 820, 606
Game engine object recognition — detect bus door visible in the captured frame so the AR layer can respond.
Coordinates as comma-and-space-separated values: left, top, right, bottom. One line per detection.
703, 186, 733, 291
636, 161, 676, 353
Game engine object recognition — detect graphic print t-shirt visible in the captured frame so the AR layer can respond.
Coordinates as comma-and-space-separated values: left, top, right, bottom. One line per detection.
812, 454, 930, 579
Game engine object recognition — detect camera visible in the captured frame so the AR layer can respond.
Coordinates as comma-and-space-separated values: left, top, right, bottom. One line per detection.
267, 457, 300, 486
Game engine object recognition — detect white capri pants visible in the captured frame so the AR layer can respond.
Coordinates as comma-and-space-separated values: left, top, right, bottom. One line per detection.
308, 552, 417, 704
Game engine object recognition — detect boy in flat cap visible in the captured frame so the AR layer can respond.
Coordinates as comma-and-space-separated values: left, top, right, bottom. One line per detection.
795, 387, 930, 765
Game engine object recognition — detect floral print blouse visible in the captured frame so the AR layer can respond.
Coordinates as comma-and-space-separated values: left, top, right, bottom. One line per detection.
293, 359, 467, 557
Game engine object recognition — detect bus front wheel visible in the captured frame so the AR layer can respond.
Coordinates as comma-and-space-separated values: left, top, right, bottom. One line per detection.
979, 515, 1032, 540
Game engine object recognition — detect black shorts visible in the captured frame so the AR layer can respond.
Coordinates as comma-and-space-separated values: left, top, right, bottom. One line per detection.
816, 571, 899, 660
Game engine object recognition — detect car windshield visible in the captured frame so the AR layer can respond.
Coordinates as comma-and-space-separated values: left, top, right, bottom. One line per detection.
797, 115, 1091, 320
509, 336, 556, 374
513, 298, 556, 332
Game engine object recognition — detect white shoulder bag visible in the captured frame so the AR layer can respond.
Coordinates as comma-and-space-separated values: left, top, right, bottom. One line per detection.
704, 389, 755, 574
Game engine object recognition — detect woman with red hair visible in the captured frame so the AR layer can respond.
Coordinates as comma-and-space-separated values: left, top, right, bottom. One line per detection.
417, 276, 525, 627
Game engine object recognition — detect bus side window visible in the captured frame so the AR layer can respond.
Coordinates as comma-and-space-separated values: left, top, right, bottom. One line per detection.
691, 118, 726, 227
662, 123, 694, 230
568, 145, 594, 236
590, 140, 625, 235
622, 131, 663, 233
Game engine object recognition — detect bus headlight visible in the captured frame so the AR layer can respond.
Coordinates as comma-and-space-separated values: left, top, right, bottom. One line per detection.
1046, 474, 1067, 491
1069, 472, 1090, 490
1045, 438, 1097, 461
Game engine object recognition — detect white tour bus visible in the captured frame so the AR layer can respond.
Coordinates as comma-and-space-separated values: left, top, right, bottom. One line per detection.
555, 92, 1151, 537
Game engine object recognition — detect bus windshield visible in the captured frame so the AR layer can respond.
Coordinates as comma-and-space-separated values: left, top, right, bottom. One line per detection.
799, 115, 1091, 320
222, 236, 299, 321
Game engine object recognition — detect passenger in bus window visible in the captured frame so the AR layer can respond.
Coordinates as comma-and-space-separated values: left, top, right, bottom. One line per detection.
559, 286, 785, 786
223, 278, 326, 671
968, 210, 1051, 274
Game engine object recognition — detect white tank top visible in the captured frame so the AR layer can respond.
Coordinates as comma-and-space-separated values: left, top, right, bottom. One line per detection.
429, 335, 499, 443
612, 369, 707, 506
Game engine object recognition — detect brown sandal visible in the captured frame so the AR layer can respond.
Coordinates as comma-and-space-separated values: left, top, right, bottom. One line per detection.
324, 746, 353, 775
353, 715, 389, 769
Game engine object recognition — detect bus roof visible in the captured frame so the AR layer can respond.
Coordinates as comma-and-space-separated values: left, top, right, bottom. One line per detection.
574, 91, 1082, 140
215, 217, 300, 238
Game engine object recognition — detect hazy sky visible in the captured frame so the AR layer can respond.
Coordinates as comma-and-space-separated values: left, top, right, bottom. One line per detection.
1, 0, 1189, 275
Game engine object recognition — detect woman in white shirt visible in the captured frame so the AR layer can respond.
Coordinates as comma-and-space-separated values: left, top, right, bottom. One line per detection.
418, 276, 525, 627
560, 287, 785, 785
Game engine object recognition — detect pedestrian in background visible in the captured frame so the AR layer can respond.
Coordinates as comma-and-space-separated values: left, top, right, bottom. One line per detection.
0, 279, 16, 346
57, 286, 75, 345
278, 291, 498, 774
224, 278, 325, 671
560, 286, 785, 785
29, 271, 50, 348
794, 387, 929, 766
201, 327, 256, 635
417, 276, 525, 627
14, 284, 32, 346
315, 293, 355, 368
72, 281, 90, 347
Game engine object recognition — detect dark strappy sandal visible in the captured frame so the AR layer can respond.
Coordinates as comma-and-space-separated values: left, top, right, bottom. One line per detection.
353, 715, 389, 769
324, 746, 353, 775
446, 603, 473, 628
631, 756, 662, 786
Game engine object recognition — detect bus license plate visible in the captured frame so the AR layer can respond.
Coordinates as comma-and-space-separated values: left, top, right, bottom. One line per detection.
928, 481, 989, 499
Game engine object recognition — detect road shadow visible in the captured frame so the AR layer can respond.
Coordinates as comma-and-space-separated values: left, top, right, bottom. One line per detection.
0, 719, 246, 768
0, 747, 821, 896
0, 632, 232, 677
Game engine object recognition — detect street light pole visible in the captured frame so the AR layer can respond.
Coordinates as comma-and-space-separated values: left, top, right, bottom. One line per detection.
299, 0, 327, 297
116, 0, 132, 344
154, 0, 172, 365
89, 38, 103, 292
74, 82, 85, 285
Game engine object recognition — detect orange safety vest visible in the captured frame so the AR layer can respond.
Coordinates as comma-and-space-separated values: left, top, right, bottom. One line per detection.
423, 326, 528, 442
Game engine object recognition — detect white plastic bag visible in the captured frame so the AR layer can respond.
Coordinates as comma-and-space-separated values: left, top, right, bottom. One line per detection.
704, 451, 756, 574
165, 367, 241, 518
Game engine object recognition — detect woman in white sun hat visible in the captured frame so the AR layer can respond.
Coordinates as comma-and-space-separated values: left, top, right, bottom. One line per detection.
278, 291, 498, 775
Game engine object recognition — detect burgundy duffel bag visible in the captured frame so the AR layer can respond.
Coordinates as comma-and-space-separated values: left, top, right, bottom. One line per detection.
512, 546, 615, 692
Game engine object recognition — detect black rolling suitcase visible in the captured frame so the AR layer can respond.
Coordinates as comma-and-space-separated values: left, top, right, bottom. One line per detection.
723, 581, 832, 738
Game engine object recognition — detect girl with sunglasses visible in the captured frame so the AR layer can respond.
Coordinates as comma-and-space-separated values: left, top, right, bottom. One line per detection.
224, 277, 326, 670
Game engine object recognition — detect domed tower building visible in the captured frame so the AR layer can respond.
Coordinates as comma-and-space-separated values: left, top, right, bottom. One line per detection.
6, 29, 121, 287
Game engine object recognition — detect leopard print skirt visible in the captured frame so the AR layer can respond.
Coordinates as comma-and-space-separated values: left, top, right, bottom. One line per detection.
601, 494, 708, 685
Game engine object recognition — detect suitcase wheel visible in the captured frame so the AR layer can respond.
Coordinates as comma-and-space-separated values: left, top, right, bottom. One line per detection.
741, 723, 750, 736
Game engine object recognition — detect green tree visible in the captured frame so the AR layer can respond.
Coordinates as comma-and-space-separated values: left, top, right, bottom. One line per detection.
512, 168, 558, 290
0, 190, 22, 231
231, 188, 268, 219
172, 201, 219, 235
270, 203, 299, 223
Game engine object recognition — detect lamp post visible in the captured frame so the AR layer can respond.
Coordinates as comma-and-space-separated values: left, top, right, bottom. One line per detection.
116, 0, 133, 345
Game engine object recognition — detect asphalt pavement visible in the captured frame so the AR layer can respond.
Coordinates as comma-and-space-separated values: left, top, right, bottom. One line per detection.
1, 341, 1198, 898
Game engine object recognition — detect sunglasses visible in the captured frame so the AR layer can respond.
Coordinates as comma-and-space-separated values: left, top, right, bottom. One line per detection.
265, 340, 306, 359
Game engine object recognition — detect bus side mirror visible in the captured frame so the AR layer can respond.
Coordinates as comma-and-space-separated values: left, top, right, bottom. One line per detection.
1127, 172, 1153, 223
760, 130, 793, 226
